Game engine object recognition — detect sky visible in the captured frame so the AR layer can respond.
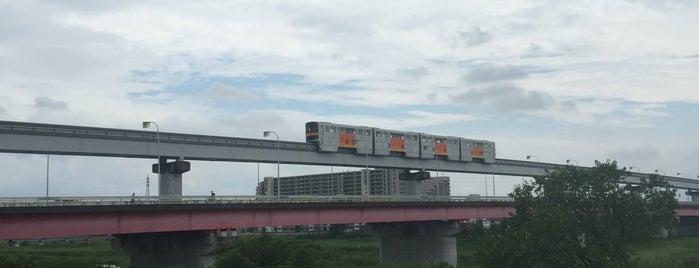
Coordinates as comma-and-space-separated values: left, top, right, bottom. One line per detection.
0, 0, 697, 198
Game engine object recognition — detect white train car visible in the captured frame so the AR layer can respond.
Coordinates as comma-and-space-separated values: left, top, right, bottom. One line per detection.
305, 121, 495, 163
305, 122, 372, 155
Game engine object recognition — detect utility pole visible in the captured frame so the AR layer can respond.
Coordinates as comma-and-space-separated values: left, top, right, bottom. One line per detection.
46, 155, 49, 198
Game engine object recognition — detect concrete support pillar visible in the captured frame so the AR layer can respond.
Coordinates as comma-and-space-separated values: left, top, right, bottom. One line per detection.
686, 190, 699, 203
112, 231, 216, 268
366, 221, 463, 267
153, 157, 190, 196
361, 169, 370, 196
159, 173, 183, 196
405, 180, 423, 195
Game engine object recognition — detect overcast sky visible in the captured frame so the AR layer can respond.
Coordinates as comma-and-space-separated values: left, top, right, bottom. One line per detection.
1, 0, 697, 198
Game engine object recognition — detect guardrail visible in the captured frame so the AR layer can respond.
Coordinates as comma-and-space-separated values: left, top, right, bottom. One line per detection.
0, 195, 514, 208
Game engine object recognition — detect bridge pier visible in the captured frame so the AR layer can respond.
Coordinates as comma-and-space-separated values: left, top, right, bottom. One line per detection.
112, 230, 216, 268
686, 190, 699, 203
154, 157, 191, 196
366, 220, 462, 267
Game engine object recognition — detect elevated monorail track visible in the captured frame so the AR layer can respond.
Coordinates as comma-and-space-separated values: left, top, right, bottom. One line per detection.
0, 120, 697, 189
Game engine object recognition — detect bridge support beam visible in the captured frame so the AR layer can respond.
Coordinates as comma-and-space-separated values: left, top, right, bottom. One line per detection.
154, 157, 191, 196
112, 230, 215, 268
366, 220, 462, 267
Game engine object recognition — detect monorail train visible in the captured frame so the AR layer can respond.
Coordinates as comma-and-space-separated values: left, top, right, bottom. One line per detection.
305, 121, 495, 163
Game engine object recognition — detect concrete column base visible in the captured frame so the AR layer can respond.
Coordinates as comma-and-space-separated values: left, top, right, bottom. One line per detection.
159, 173, 183, 196
112, 231, 216, 268
366, 221, 462, 267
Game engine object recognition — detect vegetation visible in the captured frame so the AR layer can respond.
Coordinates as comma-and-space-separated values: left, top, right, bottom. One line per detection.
477, 160, 678, 267
0, 238, 127, 268
629, 236, 699, 267
4, 233, 699, 267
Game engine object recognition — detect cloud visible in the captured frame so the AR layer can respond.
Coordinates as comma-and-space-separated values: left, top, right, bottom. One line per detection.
523, 43, 562, 58
608, 146, 661, 162
0, 106, 6, 114
452, 27, 492, 47
208, 82, 257, 101
463, 64, 528, 83
34, 97, 68, 110
451, 84, 555, 113
397, 66, 429, 80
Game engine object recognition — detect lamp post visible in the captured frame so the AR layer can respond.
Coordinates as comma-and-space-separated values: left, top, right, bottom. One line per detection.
263, 131, 280, 197
142, 121, 160, 185
677, 172, 687, 178
654, 169, 665, 176
526, 155, 540, 169
565, 159, 578, 166
46, 155, 49, 199
629, 166, 641, 173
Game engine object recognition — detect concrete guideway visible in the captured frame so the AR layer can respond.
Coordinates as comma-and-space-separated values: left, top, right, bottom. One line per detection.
0, 120, 697, 189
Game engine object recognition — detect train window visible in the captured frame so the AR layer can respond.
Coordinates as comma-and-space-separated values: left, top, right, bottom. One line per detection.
306, 123, 318, 132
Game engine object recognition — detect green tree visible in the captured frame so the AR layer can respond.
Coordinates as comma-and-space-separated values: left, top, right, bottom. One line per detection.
215, 232, 290, 268
478, 160, 677, 268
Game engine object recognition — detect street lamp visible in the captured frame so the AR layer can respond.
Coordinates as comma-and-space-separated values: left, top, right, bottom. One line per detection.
565, 159, 578, 166
629, 166, 641, 173
142, 121, 160, 185
526, 155, 540, 169
677, 172, 687, 178
263, 131, 280, 197
654, 169, 666, 176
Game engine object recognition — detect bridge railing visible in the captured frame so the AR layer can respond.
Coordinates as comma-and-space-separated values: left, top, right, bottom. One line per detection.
0, 195, 514, 208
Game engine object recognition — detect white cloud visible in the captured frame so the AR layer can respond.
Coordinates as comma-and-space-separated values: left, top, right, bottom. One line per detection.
0, 1, 697, 197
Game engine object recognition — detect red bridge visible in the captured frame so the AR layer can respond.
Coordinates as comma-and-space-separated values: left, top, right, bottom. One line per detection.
0, 195, 515, 240
3, 196, 699, 267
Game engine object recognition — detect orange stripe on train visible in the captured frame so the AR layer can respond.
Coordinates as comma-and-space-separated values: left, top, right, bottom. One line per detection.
390, 138, 405, 152
435, 143, 448, 156
338, 133, 356, 148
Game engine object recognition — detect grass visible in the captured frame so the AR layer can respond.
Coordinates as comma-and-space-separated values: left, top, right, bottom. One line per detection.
629, 236, 699, 267
0, 238, 128, 268
3, 234, 699, 267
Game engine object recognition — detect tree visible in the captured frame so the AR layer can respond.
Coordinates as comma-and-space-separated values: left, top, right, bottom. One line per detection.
215, 232, 290, 268
478, 160, 677, 268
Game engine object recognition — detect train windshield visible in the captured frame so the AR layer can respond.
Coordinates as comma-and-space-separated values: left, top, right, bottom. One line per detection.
305, 122, 318, 133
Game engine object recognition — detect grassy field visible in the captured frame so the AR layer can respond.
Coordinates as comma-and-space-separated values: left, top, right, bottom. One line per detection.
0, 238, 128, 268
628, 236, 699, 267
2, 234, 699, 267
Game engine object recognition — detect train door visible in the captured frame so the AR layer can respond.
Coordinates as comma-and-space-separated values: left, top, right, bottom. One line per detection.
404, 132, 420, 158
483, 141, 496, 163
318, 123, 339, 152
446, 137, 460, 161
355, 127, 373, 155
373, 129, 390, 156
459, 138, 473, 162
420, 134, 435, 159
